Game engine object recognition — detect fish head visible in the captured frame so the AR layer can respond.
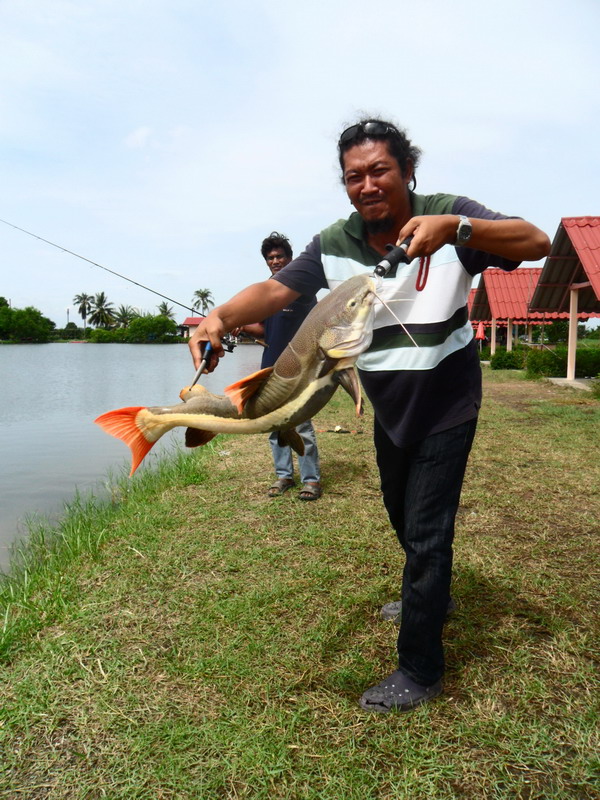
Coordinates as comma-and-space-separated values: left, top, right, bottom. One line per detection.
246, 274, 376, 419
273, 274, 376, 387
314, 274, 376, 360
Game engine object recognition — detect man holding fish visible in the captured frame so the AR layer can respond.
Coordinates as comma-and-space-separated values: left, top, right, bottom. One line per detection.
189, 118, 551, 714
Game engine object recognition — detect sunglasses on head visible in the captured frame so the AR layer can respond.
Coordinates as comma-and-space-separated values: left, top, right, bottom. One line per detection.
338, 121, 398, 146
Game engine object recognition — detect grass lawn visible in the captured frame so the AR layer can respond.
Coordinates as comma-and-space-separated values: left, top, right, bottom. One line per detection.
1, 370, 598, 799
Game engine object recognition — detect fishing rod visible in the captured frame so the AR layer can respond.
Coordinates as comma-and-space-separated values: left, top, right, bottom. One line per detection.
0, 216, 198, 315
0, 216, 263, 373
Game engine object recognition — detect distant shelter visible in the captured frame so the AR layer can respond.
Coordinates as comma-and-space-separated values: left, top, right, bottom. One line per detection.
529, 217, 600, 379
469, 267, 568, 354
469, 217, 600, 377
179, 315, 205, 339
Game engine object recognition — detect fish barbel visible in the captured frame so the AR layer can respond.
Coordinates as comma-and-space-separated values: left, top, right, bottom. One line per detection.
95, 274, 376, 475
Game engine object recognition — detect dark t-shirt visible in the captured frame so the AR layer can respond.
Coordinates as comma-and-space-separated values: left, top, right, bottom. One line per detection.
261, 293, 317, 369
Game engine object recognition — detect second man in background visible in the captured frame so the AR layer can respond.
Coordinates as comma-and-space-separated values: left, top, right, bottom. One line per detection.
238, 232, 322, 501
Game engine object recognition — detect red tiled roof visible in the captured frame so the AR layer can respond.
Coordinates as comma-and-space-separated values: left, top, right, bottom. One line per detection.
469, 268, 569, 323
182, 316, 205, 326
529, 216, 600, 314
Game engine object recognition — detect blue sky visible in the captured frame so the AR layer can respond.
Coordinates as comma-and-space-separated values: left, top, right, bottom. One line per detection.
1, 0, 598, 328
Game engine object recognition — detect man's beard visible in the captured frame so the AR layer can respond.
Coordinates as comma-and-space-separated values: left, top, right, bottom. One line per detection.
364, 216, 395, 235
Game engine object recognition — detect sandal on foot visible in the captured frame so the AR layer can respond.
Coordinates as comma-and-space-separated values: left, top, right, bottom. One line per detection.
359, 670, 442, 713
267, 478, 295, 498
298, 482, 322, 501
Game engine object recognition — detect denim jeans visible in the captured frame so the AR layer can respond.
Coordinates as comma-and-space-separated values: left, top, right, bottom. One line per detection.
269, 419, 320, 484
374, 416, 478, 685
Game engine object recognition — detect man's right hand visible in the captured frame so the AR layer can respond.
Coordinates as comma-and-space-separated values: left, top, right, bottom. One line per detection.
187, 279, 301, 370
188, 312, 226, 372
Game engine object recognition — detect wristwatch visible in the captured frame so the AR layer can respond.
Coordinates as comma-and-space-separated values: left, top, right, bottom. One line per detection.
455, 215, 472, 246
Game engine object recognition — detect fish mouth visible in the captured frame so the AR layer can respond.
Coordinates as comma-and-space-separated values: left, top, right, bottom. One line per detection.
324, 304, 375, 358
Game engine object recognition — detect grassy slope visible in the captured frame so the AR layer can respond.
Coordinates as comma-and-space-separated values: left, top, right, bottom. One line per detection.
0, 371, 598, 799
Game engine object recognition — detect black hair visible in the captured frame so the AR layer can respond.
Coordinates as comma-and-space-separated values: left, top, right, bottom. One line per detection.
338, 117, 422, 188
260, 231, 293, 260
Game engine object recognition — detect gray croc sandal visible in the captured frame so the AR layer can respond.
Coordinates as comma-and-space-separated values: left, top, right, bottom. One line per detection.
267, 478, 295, 498
359, 670, 442, 713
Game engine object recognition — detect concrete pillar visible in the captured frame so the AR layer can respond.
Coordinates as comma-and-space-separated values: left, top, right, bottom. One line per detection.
567, 289, 578, 380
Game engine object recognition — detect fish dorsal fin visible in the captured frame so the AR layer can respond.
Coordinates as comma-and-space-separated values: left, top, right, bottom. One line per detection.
224, 367, 273, 414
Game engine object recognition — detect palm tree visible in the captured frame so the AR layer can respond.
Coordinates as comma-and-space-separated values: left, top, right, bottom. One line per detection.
191, 288, 214, 316
88, 292, 115, 329
73, 292, 92, 333
157, 301, 175, 320
114, 305, 137, 328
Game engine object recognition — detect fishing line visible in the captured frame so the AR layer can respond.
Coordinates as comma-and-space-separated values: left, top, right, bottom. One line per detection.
1, 216, 419, 348
372, 289, 420, 348
0, 217, 197, 314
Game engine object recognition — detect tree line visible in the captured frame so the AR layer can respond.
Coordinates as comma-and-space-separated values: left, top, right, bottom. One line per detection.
70, 288, 215, 343
0, 288, 215, 343
72, 289, 215, 331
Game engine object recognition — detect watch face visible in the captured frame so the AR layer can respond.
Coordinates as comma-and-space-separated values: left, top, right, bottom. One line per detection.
458, 220, 472, 243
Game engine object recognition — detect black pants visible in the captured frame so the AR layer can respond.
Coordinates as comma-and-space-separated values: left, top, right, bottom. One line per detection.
374, 416, 478, 685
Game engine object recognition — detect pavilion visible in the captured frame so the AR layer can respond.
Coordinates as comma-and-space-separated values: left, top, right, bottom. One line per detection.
469, 267, 565, 354
529, 217, 600, 379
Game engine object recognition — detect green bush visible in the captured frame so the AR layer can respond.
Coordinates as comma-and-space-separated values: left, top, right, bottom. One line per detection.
124, 315, 178, 343
87, 317, 181, 344
53, 323, 85, 341
0, 305, 56, 342
524, 347, 600, 378
574, 348, 600, 378
490, 347, 526, 370
524, 348, 566, 377
88, 328, 126, 343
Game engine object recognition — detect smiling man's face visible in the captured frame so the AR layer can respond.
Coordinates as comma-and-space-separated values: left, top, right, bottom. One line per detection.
342, 139, 413, 234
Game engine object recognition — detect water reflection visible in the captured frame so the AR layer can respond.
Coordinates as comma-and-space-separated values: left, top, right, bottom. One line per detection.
0, 342, 263, 569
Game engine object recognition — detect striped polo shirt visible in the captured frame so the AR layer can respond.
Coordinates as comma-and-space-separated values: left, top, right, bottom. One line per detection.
274, 192, 519, 446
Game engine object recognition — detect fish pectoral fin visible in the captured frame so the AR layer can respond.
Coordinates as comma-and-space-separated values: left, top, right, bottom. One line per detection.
224, 367, 274, 414
336, 367, 364, 416
316, 347, 338, 379
94, 406, 155, 476
185, 427, 218, 448
278, 428, 305, 456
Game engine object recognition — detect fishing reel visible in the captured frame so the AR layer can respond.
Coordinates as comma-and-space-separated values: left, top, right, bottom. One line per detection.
222, 332, 237, 353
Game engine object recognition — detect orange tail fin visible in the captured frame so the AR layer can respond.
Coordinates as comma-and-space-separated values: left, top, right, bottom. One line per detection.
95, 406, 155, 476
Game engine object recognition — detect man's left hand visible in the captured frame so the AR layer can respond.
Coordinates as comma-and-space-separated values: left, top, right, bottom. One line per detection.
397, 215, 458, 259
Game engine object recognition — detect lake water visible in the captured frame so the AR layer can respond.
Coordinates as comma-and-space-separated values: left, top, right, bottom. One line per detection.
0, 342, 263, 571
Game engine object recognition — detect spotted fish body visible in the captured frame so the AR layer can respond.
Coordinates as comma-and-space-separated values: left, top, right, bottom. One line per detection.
95, 274, 376, 475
